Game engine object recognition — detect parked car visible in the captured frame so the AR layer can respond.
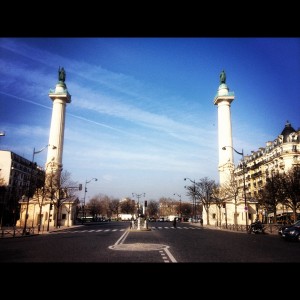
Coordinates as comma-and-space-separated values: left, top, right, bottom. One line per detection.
278, 220, 300, 236
281, 221, 300, 242
148, 217, 157, 222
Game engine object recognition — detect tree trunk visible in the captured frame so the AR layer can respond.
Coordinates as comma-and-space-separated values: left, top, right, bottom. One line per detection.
205, 206, 210, 225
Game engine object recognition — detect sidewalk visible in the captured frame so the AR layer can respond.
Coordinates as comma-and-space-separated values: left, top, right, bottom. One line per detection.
189, 221, 279, 235
0, 224, 84, 238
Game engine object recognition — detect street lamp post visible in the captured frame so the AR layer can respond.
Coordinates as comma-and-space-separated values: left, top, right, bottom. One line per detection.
82, 178, 98, 223
23, 144, 56, 235
184, 178, 196, 222
173, 193, 182, 219
132, 193, 145, 230
222, 146, 248, 228
132, 193, 145, 217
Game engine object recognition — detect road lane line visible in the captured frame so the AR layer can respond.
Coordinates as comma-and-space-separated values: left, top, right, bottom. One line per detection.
114, 230, 129, 245
163, 247, 177, 263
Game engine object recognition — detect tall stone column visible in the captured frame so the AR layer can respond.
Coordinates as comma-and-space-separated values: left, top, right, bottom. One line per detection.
214, 70, 235, 185
46, 67, 71, 186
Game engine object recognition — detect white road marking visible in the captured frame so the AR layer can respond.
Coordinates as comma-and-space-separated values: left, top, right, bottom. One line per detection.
114, 230, 129, 246
164, 246, 177, 263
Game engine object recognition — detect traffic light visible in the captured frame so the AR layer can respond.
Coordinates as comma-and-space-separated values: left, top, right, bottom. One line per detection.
79, 184, 82, 191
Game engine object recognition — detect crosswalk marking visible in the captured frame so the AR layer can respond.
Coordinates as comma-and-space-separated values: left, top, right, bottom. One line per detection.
50, 226, 201, 235
151, 226, 200, 230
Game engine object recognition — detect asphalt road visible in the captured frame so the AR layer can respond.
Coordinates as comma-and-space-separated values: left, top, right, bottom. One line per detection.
0, 221, 299, 263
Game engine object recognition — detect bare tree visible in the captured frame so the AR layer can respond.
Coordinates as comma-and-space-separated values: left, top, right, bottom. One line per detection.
147, 200, 159, 218
109, 199, 120, 219
258, 172, 285, 223
221, 173, 240, 225
44, 169, 77, 228
195, 177, 217, 225
212, 185, 227, 226
35, 186, 47, 232
180, 202, 192, 219
99, 195, 112, 217
120, 198, 136, 214
184, 184, 196, 219
87, 197, 102, 220
282, 167, 300, 222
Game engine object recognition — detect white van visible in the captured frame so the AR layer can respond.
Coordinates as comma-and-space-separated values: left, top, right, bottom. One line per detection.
168, 215, 179, 222
120, 214, 135, 221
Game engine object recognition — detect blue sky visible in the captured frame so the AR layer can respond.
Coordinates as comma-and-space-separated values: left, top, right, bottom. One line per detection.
0, 38, 299, 203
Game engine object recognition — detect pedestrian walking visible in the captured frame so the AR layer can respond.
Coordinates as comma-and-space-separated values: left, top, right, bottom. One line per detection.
130, 217, 134, 229
200, 218, 203, 227
173, 217, 177, 228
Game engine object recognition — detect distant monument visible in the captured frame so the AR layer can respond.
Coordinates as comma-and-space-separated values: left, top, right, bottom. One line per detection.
220, 70, 226, 85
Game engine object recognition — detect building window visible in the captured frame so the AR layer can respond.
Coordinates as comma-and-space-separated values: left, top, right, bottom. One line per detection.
62, 214, 66, 220
212, 213, 216, 219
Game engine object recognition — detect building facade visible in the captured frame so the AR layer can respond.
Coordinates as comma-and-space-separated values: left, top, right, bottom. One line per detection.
240, 121, 300, 218
0, 150, 45, 226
